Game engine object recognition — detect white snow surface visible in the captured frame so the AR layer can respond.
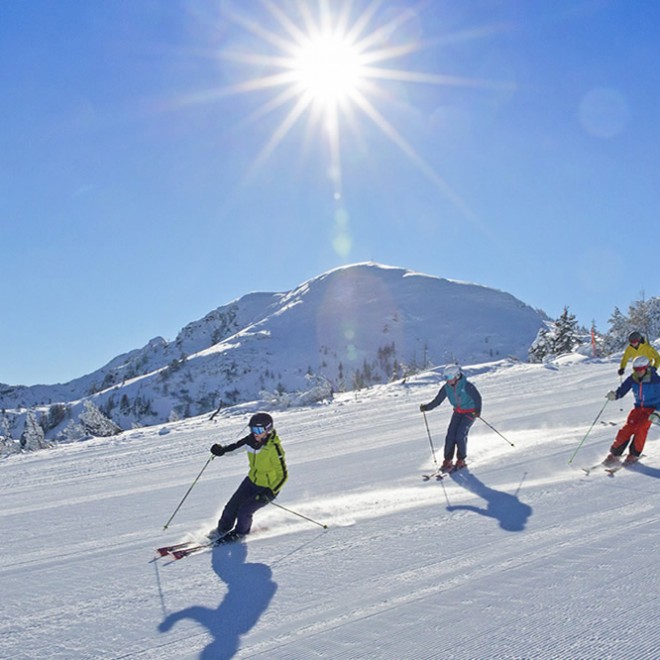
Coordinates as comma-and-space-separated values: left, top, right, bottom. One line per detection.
2, 357, 659, 659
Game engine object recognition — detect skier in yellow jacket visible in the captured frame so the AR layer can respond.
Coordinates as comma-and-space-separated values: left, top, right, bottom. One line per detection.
208, 412, 287, 543
618, 331, 660, 376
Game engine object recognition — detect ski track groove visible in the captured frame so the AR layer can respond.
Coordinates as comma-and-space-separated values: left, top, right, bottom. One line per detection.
233, 498, 659, 658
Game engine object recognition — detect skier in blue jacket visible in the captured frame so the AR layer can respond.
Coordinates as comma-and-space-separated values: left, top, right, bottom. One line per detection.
420, 365, 482, 471
605, 355, 660, 464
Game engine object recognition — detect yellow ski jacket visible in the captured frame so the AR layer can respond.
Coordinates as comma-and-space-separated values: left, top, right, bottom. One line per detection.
246, 432, 288, 494
619, 341, 660, 371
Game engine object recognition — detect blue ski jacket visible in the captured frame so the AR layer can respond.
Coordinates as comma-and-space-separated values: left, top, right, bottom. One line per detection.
423, 375, 482, 415
615, 367, 660, 410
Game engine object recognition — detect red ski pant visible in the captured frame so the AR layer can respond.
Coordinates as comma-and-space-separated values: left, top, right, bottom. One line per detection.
610, 406, 654, 458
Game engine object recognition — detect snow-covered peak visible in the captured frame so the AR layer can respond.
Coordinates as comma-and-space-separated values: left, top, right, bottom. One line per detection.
0, 263, 544, 435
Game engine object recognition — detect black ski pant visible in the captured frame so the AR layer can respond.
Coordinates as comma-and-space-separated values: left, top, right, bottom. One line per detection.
218, 477, 275, 535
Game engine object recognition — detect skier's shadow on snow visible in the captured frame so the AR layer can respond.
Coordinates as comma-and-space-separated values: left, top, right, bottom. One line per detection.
629, 462, 660, 479
158, 541, 276, 659
447, 471, 533, 532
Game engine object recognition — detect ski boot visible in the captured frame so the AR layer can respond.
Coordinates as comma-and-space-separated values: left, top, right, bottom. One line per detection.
440, 459, 453, 472
215, 530, 245, 545
206, 528, 231, 543
602, 453, 619, 466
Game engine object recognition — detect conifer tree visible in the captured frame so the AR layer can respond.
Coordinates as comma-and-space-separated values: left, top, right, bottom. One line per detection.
20, 410, 48, 451
0, 414, 19, 455
553, 306, 581, 354
603, 306, 631, 353
628, 294, 660, 341
79, 400, 122, 437
528, 325, 553, 363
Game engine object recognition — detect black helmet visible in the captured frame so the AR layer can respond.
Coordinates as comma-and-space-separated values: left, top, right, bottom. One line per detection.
628, 331, 643, 344
249, 412, 273, 435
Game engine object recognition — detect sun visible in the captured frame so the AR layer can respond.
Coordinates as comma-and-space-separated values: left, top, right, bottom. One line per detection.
290, 33, 365, 107
211, 1, 430, 188
199, 0, 509, 225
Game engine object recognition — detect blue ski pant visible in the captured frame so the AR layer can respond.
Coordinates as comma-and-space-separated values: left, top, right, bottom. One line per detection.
444, 411, 475, 461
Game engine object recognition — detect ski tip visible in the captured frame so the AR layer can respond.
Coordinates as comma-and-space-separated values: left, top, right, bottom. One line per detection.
422, 471, 443, 481
171, 547, 201, 559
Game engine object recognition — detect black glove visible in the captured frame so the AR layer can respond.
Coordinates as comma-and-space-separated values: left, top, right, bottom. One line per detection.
210, 444, 226, 456
617, 368, 625, 376
420, 404, 428, 413
256, 490, 275, 503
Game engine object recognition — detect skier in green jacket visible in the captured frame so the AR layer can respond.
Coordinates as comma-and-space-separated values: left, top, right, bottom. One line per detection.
209, 412, 287, 543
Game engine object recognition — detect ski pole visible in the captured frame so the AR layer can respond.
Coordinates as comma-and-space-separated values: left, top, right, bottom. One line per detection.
439, 475, 451, 508
163, 455, 215, 530
421, 410, 439, 467
478, 416, 515, 447
568, 398, 609, 464
269, 500, 328, 529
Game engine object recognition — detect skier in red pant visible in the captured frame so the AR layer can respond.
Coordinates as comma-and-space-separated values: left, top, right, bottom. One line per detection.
605, 355, 660, 464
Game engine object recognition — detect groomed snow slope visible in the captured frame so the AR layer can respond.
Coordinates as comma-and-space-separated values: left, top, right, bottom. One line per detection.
1, 356, 659, 659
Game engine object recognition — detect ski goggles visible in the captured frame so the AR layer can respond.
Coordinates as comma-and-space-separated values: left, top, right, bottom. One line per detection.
633, 365, 648, 372
251, 425, 269, 435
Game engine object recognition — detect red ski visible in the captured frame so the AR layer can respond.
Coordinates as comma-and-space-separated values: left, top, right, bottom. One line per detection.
155, 540, 202, 558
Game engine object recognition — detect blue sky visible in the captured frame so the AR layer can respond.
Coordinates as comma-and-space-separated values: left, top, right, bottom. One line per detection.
2, 0, 658, 386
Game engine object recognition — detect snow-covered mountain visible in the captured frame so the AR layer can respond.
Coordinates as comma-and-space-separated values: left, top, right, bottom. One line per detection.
2, 355, 659, 658
0, 263, 544, 437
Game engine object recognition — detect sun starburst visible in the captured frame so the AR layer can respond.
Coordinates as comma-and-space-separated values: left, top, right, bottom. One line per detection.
195, 0, 511, 238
